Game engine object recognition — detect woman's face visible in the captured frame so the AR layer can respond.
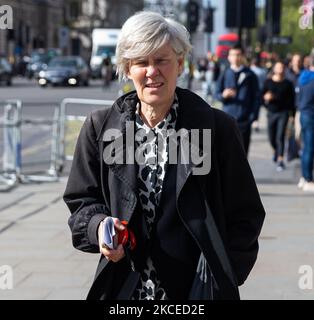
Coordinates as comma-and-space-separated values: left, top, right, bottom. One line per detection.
273, 62, 285, 76
127, 43, 184, 109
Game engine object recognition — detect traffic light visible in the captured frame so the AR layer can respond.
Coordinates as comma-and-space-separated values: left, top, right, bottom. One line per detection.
204, 8, 214, 33
186, 0, 199, 33
226, 0, 256, 28
7, 29, 15, 41
266, 0, 282, 35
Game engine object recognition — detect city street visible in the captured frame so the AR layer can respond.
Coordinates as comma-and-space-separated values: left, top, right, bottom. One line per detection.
0, 81, 313, 300
1, 0, 313, 305
0, 77, 122, 175
0, 77, 121, 106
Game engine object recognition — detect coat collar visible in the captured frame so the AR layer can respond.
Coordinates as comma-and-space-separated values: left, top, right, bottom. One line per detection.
174, 88, 214, 201
98, 91, 139, 194
97, 87, 215, 139
98, 87, 215, 201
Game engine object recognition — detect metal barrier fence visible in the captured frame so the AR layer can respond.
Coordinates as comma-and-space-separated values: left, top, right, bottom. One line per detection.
58, 98, 114, 172
1, 98, 114, 191
0, 100, 22, 191
18, 106, 60, 183
0, 100, 61, 191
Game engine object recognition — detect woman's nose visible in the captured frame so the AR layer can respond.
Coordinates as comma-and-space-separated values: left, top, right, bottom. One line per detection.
146, 64, 159, 77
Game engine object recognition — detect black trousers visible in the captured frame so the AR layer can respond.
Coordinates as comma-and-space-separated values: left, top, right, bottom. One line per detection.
267, 111, 289, 158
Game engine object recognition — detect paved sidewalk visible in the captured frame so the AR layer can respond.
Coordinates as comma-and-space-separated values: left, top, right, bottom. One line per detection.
240, 114, 314, 300
0, 180, 98, 299
0, 109, 313, 300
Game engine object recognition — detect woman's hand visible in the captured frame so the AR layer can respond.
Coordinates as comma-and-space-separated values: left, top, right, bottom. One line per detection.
263, 91, 274, 102
98, 218, 126, 263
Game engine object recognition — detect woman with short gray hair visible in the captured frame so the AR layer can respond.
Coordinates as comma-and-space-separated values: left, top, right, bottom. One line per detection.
116, 11, 192, 81
64, 11, 265, 300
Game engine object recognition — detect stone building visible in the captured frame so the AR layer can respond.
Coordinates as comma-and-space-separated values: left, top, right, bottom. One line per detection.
0, 0, 144, 63
0, 0, 64, 60
66, 0, 144, 61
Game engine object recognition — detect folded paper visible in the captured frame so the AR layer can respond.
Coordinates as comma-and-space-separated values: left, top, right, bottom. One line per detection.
102, 217, 117, 249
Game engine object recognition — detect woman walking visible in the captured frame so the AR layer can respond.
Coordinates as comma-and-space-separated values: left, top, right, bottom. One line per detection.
263, 61, 296, 171
64, 11, 265, 300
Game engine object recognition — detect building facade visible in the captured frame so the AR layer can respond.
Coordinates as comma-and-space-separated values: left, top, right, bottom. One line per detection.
66, 0, 144, 61
0, 0, 143, 63
0, 0, 64, 61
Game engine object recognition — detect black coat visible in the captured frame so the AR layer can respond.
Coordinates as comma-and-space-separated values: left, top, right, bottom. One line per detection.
63, 87, 265, 300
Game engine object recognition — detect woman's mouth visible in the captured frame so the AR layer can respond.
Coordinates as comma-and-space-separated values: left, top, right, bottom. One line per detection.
145, 82, 163, 88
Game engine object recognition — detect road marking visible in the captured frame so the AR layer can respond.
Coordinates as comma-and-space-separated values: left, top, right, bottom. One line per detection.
0, 192, 35, 213
0, 195, 62, 234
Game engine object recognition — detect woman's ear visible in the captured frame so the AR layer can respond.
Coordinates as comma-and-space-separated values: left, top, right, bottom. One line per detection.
126, 63, 132, 80
177, 55, 184, 75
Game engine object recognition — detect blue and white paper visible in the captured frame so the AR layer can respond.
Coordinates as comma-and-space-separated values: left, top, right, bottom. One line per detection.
102, 217, 117, 249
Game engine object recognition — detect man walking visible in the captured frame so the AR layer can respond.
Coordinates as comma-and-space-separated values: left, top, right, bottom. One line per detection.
216, 45, 259, 155
297, 55, 314, 192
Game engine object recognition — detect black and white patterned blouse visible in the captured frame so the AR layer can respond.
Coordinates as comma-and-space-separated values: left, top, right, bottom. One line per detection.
131, 96, 179, 300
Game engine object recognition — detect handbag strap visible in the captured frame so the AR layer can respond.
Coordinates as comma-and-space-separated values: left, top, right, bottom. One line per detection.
116, 246, 140, 300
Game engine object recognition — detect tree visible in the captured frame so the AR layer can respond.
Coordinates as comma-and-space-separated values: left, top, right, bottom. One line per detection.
277, 0, 313, 56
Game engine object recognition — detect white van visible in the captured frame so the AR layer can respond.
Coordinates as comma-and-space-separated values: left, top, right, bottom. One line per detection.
90, 28, 120, 78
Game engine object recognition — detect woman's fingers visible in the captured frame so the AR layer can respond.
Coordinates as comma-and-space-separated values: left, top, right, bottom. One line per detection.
112, 218, 126, 231
97, 218, 126, 262
97, 218, 124, 247
100, 244, 125, 262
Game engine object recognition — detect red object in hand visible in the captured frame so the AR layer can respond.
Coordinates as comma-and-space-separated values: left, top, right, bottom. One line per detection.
117, 220, 136, 250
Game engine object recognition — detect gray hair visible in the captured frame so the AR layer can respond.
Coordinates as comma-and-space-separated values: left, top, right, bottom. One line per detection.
116, 11, 192, 81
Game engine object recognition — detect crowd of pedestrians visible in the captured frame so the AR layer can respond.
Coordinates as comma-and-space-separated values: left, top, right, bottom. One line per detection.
197, 46, 314, 192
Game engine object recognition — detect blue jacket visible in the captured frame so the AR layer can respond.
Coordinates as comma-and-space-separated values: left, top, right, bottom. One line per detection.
216, 66, 259, 123
298, 70, 314, 115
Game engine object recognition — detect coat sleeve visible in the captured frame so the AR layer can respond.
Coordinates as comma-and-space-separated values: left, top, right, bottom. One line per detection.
63, 113, 110, 253
214, 110, 266, 285
215, 70, 226, 103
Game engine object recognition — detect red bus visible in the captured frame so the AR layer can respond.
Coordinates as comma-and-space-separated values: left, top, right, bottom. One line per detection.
215, 33, 239, 60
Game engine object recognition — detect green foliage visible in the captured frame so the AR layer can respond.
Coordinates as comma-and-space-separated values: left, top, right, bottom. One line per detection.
65, 120, 84, 157
277, 0, 314, 56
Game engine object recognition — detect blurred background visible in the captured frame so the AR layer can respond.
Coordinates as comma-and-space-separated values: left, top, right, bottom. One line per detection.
0, 0, 313, 78
0, 0, 313, 300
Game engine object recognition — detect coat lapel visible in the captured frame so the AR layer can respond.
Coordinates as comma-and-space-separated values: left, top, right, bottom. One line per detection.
99, 93, 139, 223
175, 88, 212, 202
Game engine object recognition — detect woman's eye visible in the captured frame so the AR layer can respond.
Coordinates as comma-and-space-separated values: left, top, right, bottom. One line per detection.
134, 61, 147, 66
157, 59, 168, 64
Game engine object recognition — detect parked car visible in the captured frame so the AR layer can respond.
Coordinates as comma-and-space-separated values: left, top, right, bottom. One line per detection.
0, 56, 13, 86
38, 56, 90, 87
